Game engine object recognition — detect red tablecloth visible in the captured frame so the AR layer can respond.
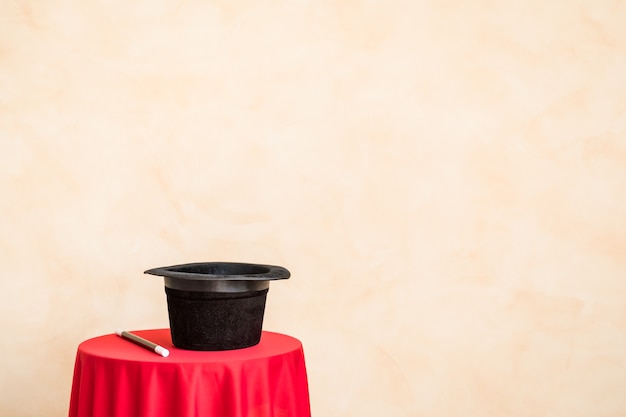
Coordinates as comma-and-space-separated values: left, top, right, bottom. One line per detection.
69, 329, 311, 417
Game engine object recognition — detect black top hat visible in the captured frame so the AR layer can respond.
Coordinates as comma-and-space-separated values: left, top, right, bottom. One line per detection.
145, 261, 291, 350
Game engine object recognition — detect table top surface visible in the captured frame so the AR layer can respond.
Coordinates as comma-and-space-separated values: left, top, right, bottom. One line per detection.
78, 329, 303, 364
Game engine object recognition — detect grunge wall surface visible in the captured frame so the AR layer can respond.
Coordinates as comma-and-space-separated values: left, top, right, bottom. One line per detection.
1, 1, 625, 416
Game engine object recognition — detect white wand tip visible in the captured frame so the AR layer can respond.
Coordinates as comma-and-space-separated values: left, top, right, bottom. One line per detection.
156, 346, 170, 357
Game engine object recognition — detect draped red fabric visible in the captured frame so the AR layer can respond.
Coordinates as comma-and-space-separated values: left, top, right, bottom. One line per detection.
69, 330, 311, 417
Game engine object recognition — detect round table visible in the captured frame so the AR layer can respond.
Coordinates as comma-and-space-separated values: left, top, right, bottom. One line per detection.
68, 329, 311, 417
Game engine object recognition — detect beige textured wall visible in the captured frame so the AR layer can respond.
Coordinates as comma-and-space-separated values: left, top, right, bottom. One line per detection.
1, 1, 626, 416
